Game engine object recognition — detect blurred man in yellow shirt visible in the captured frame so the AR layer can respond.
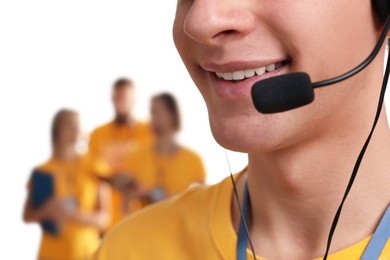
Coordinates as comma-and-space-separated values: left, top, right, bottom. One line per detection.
89, 78, 153, 226
94, 1, 390, 259
23, 109, 111, 260
122, 93, 206, 209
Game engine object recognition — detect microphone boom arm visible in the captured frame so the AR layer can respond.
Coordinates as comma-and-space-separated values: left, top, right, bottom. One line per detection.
312, 17, 390, 88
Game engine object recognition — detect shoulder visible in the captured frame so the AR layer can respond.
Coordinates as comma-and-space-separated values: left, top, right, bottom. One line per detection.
110, 184, 219, 232
135, 121, 150, 129
34, 159, 57, 175
132, 143, 153, 160
79, 153, 110, 177
178, 147, 205, 174
134, 121, 152, 135
179, 146, 203, 162
90, 122, 114, 137
27, 159, 57, 189
95, 180, 229, 259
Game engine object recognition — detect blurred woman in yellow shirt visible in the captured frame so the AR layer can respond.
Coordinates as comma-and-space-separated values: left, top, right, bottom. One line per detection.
23, 109, 111, 260
121, 92, 206, 210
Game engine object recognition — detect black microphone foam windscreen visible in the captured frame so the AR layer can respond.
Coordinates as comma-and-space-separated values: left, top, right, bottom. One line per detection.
251, 72, 315, 114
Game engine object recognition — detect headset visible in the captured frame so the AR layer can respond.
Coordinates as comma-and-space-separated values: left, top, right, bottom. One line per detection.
229, 1, 390, 259
374, 0, 390, 21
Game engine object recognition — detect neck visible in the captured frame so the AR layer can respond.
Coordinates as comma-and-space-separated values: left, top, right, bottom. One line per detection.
155, 133, 177, 155
53, 144, 77, 161
234, 111, 390, 259
114, 114, 133, 125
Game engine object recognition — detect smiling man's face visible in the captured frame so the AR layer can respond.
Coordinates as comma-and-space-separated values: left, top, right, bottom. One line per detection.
173, 0, 381, 153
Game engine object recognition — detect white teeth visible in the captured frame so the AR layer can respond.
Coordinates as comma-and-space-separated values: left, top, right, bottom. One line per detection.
217, 72, 233, 80
266, 63, 276, 72
244, 69, 255, 78
255, 66, 266, 76
232, 71, 245, 80
216, 62, 284, 81
224, 72, 233, 80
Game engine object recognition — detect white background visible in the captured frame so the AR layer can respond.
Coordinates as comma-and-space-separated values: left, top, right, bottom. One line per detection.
0, 1, 247, 258
1, 1, 389, 259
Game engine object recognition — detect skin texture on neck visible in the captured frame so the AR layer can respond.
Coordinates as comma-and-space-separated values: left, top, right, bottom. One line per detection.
155, 133, 178, 155
114, 114, 133, 125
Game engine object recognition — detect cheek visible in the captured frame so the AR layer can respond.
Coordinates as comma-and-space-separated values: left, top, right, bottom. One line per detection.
173, 6, 189, 63
61, 130, 75, 142
173, 6, 204, 86
270, 1, 376, 82
117, 99, 129, 110
70, 128, 79, 139
152, 112, 168, 127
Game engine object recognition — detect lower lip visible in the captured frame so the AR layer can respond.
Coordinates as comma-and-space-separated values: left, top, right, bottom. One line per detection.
209, 65, 289, 100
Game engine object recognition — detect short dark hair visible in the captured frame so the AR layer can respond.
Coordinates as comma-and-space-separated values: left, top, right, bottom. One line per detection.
152, 92, 181, 131
113, 78, 133, 90
51, 109, 78, 145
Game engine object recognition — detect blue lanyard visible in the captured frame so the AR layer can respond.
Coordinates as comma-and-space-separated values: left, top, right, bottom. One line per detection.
361, 204, 390, 259
237, 182, 250, 260
236, 181, 390, 260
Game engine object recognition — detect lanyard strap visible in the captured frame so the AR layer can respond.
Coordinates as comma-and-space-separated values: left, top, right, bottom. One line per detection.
237, 181, 250, 260
361, 204, 390, 260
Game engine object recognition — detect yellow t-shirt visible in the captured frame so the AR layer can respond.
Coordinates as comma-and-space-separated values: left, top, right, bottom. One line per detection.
93, 174, 390, 260
123, 145, 206, 211
126, 145, 205, 194
89, 121, 153, 225
30, 154, 109, 260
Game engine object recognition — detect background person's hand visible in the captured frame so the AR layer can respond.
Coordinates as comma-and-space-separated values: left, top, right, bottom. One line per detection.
110, 173, 133, 193
40, 198, 77, 224
123, 177, 148, 200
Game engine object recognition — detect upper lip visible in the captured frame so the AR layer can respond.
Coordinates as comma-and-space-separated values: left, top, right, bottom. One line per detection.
201, 59, 289, 73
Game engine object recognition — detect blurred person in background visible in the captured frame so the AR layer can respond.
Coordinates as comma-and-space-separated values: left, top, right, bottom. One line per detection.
88, 78, 153, 227
122, 92, 206, 209
23, 109, 111, 260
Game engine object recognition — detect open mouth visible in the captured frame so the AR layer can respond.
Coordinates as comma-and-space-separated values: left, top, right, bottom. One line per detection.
214, 60, 291, 83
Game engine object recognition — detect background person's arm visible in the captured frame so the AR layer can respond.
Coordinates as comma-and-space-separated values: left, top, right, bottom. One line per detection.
68, 183, 111, 231
23, 193, 70, 224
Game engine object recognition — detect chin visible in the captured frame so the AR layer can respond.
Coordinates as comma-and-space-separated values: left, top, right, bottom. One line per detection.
208, 113, 289, 153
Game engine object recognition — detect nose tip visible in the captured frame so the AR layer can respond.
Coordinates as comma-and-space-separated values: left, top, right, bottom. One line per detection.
183, 2, 255, 46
